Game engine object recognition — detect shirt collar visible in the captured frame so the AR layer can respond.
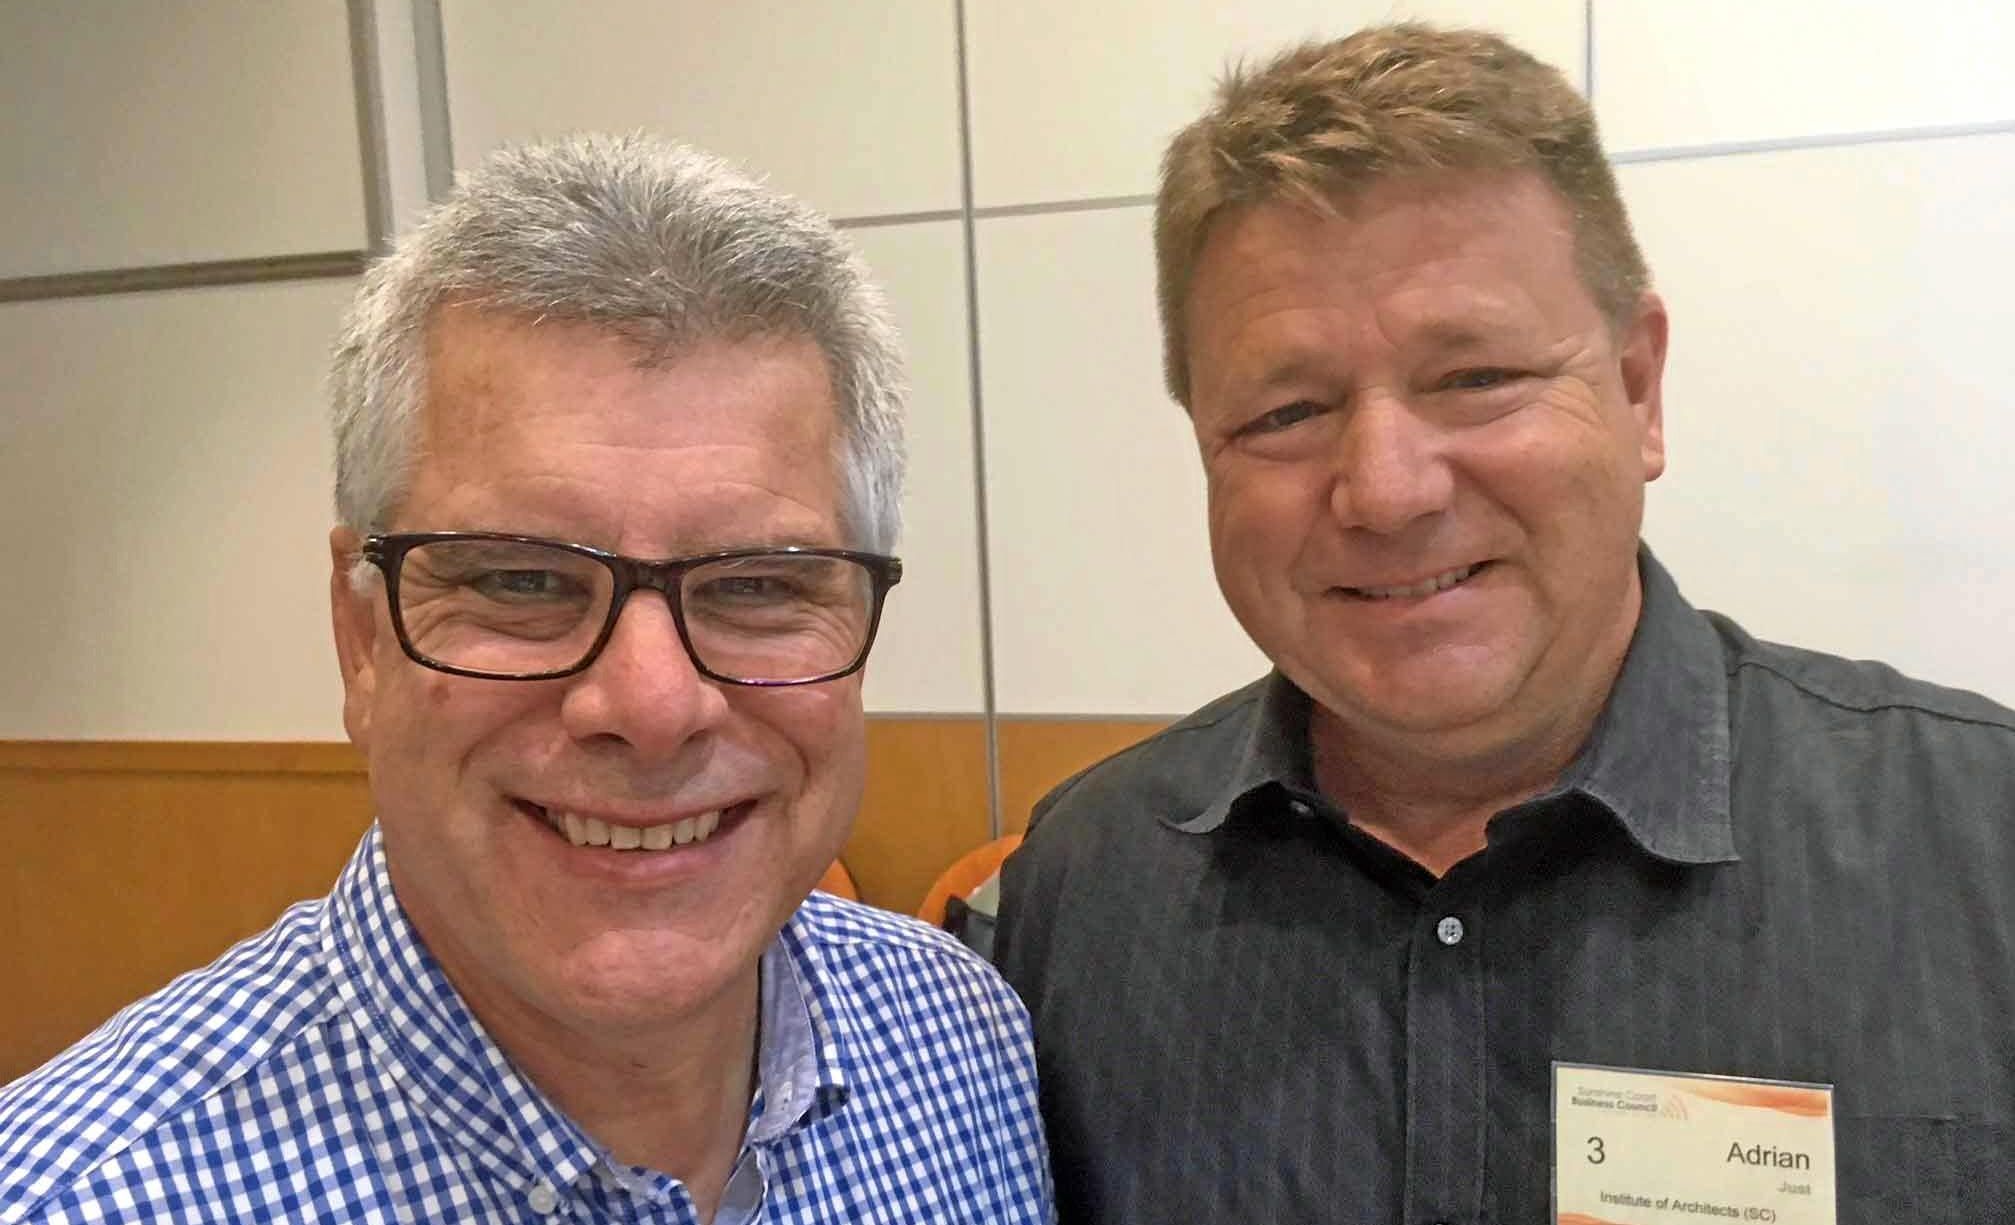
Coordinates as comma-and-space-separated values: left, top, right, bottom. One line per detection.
764, 903, 856, 1128
1172, 672, 1314, 835
745, 930, 844, 1143
324, 828, 849, 1209
1166, 547, 1736, 865
1567, 547, 1737, 865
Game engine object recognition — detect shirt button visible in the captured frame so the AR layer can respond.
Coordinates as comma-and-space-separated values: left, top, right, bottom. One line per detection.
1435, 915, 1465, 946
526, 1180, 559, 1215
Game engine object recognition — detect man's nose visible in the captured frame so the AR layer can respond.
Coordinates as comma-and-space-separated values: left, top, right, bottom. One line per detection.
558, 589, 730, 754
1328, 393, 1455, 534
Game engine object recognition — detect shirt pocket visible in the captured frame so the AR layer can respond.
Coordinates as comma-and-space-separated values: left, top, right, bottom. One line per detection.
1836, 1116, 2012, 1223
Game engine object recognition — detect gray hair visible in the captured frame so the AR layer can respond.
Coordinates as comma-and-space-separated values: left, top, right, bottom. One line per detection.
329, 132, 907, 552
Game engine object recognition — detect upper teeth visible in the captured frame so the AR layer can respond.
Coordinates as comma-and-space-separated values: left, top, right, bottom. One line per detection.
549, 809, 721, 850
1351, 564, 1480, 601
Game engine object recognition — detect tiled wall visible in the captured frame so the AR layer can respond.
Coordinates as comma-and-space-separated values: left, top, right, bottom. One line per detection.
0, 2, 368, 277
4, 2, 2012, 829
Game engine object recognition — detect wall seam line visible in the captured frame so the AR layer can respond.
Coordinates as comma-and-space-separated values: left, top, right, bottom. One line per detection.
836, 208, 965, 230
0, 253, 368, 303
345, 0, 394, 254
1612, 119, 2015, 165
950, 0, 1003, 840
1583, 0, 1596, 100
972, 193, 1154, 220
410, 0, 455, 200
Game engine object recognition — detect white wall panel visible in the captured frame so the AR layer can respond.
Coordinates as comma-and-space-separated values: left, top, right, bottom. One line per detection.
1595, 1, 2015, 152
850, 222, 987, 713
965, 0, 1586, 208
0, 1, 368, 278
1628, 135, 2015, 704
976, 206, 1267, 715
0, 281, 355, 740
440, 1, 961, 220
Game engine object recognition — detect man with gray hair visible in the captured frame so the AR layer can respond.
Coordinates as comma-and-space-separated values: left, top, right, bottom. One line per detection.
996, 23, 2015, 1224
0, 134, 1053, 1224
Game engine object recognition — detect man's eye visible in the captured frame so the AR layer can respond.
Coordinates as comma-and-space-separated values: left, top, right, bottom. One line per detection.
471, 569, 576, 600
1241, 400, 1322, 435
1439, 367, 1522, 391
694, 573, 802, 603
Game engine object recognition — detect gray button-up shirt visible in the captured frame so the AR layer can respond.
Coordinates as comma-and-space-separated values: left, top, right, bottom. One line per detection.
996, 550, 2015, 1224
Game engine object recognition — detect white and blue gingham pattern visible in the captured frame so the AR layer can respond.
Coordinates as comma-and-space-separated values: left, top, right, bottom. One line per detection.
0, 828, 1053, 1223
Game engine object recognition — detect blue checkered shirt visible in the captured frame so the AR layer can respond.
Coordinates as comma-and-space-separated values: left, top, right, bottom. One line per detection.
0, 828, 1053, 1223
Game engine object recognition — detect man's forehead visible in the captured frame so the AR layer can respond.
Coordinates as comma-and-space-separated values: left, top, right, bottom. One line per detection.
419, 306, 830, 427
1198, 204, 1556, 310
1212, 168, 1570, 258
421, 306, 623, 412
402, 304, 841, 519
423, 304, 676, 385
388, 397, 844, 541
1187, 170, 1582, 343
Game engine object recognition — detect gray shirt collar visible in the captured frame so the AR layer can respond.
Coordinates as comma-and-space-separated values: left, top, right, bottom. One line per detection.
748, 936, 823, 1143
1173, 548, 1737, 866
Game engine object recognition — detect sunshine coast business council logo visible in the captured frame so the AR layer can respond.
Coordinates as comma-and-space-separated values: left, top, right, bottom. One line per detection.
1569, 1082, 1688, 1120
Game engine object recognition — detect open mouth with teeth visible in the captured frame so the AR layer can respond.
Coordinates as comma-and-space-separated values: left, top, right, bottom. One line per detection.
1340, 561, 1489, 601
519, 801, 745, 851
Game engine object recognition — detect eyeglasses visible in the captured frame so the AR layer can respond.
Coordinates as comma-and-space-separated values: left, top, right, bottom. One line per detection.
360, 532, 902, 685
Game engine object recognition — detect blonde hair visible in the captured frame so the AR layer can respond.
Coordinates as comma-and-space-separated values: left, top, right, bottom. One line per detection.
1155, 23, 1647, 406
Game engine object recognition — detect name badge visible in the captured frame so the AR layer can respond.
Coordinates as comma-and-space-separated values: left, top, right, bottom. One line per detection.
1554, 1062, 1835, 1224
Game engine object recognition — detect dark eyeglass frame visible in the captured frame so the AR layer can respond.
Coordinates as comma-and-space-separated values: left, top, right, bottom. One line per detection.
360, 531, 903, 686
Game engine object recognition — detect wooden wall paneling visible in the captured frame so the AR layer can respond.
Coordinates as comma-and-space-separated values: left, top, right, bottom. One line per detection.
0, 742, 373, 1084
994, 719, 1168, 835
854, 717, 992, 916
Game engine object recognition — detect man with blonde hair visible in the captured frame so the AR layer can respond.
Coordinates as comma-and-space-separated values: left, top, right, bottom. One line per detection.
1, 134, 1053, 1224
996, 24, 2014, 1223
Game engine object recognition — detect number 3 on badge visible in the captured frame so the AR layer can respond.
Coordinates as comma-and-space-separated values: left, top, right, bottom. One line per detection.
1586, 1136, 1606, 1164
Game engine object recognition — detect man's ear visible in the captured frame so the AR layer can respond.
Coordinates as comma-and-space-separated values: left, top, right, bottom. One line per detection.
1618, 290, 1669, 483
329, 527, 379, 749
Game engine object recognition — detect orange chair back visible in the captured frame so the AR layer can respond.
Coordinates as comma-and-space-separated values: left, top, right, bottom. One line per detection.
814, 858, 859, 901
916, 834, 1023, 927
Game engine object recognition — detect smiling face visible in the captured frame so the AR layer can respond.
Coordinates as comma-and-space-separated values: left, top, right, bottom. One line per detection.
329, 306, 863, 1049
1184, 170, 1667, 769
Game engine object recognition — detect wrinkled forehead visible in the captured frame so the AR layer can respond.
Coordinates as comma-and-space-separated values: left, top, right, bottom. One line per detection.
1201, 166, 1572, 260
415, 304, 836, 438
400, 305, 845, 541
1189, 171, 1580, 314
